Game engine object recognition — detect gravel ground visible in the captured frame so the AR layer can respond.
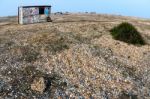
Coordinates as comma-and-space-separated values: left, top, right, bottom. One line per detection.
0, 13, 150, 99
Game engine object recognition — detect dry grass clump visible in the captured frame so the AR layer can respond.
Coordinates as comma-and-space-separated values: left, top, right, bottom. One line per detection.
20, 46, 40, 62
28, 32, 73, 54
10, 45, 40, 62
27, 32, 93, 55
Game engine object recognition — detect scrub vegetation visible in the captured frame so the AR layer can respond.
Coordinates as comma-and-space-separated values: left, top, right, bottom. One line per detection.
110, 22, 146, 45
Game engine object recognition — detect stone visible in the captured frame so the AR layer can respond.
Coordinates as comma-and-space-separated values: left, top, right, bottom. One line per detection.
31, 77, 46, 94
0, 80, 5, 93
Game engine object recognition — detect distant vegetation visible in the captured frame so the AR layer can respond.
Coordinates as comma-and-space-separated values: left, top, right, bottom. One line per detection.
110, 22, 146, 45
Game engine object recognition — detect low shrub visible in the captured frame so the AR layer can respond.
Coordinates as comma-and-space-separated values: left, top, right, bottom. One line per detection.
110, 22, 146, 45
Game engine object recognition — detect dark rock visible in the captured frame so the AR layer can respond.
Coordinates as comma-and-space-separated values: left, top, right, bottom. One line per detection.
119, 91, 138, 99
0, 79, 5, 93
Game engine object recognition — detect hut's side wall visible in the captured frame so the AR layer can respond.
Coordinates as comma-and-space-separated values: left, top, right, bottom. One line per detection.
18, 6, 51, 24
19, 7, 23, 24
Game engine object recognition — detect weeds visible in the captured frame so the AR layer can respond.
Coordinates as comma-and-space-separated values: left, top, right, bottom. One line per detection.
45, 37, 69, 54
20, 46, 40, 62
122, 66, 137, 79
10, 45, 40, 63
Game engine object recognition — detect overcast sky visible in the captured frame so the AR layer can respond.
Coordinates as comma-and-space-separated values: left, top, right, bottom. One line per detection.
0, 0, 150, 18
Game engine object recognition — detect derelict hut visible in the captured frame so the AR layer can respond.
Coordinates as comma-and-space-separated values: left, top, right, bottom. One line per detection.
18, 5, 51, 24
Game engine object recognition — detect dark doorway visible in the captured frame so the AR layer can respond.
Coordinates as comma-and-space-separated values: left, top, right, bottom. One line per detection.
39, 7, 44, 14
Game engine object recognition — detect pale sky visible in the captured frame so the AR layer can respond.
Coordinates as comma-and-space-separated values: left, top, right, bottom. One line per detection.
0, 0, 150, 18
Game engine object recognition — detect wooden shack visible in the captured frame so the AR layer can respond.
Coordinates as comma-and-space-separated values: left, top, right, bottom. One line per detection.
18, 5, 51, 24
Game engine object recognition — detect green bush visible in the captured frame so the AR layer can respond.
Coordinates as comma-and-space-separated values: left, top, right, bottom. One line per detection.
110, 22, 145, 45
